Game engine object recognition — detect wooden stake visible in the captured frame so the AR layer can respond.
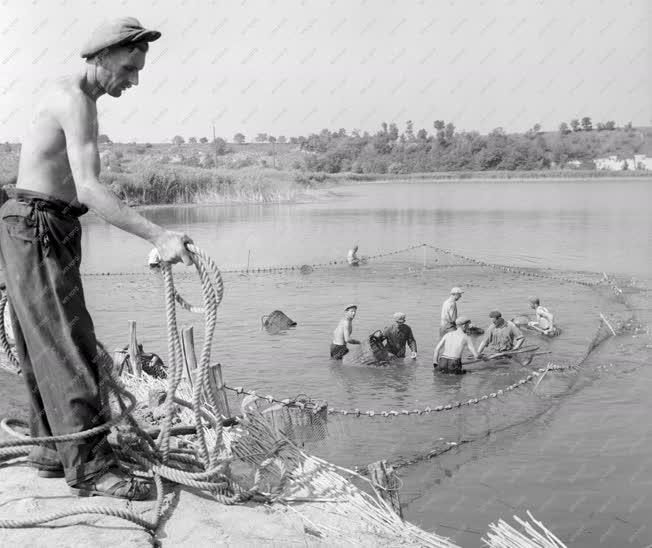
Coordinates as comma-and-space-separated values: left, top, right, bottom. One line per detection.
367, 460, 403, 518
600, 313, 617, 337
181, 326, 198, 388
128, 320, 141, 377
207, 363, 231, 419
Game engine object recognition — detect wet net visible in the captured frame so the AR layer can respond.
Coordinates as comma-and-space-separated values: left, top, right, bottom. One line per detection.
0, 243, 646, 546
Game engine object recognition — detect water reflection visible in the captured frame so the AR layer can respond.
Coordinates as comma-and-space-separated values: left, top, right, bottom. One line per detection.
80, 180, 651, 277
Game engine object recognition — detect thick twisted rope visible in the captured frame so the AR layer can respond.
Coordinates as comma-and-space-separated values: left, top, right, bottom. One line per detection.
0, 244, 262, 533
0, 291, 19, 371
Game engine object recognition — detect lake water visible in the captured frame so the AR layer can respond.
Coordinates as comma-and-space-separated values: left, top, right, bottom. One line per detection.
2, 179, 651, 547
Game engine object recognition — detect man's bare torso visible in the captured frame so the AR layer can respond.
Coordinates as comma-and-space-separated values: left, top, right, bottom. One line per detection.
440, 330, 470, 359
332, 317, 352, 345
17, 76, 97, 203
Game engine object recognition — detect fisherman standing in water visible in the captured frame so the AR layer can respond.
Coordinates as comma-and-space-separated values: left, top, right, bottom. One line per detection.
440, 287, 463, 336
347, 244, 360, 266
330, 305, 360, 359
527, 296, 557, 335
0, 18, 194, 500
433, 317, 480, 374
382, 312, 417, 359
477, 311, 525, 355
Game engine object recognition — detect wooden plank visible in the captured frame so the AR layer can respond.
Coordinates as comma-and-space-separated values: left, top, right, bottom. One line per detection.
128, 320, 141, 377
367, 459, 403, 518
181, 326, 197, 388
207, 363, 231, 419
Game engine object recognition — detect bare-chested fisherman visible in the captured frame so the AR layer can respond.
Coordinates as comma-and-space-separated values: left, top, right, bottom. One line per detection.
527, 296, 557, 335
347, 244, 360, 266
433, 317, 480, 374
0, 18, 194, 501
330, 305, 360, 359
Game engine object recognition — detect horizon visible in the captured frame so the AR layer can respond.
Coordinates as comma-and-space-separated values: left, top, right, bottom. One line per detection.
1, 0, 650, 142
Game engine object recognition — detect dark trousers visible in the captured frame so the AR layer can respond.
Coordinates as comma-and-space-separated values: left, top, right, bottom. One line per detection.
0, 190, 115, 485
330, 343, 349, 360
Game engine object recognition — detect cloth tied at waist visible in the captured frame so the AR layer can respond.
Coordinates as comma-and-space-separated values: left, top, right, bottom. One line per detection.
13, 189, 88, 218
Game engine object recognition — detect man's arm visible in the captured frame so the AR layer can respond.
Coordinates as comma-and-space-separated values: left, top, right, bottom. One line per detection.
511, 324, 525, 350
465, 335, 479, 359
407, 326, 417, 356
433, 336, 445, 364
477, 326, 492, 354
59, 92, 193, 264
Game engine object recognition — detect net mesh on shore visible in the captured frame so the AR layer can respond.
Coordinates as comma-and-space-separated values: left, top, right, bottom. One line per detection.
121, 372, 458, 547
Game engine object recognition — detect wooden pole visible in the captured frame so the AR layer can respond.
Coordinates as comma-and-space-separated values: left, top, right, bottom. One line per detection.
128, 320, 141, 377
212, 125, 218, 168
600, 313, 617, 337
367, 460, 403, 518
181, 326, 198, 388
246, 249, 251, 272
207, 363, 231, 419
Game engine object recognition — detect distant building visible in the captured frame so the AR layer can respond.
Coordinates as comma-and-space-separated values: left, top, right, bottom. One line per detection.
594, 154, 652, 171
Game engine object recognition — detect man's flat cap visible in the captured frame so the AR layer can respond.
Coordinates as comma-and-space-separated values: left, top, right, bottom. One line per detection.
81, 17, 161, 59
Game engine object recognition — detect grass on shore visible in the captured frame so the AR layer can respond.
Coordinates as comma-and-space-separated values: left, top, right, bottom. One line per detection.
1, 147, 650, 207
101, 165, 333, 205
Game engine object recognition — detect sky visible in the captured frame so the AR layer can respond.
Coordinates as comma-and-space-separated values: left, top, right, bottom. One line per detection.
0, 0, 650, 143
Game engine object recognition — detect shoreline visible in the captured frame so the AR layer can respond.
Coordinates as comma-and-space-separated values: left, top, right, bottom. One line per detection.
130, 172, 651, 210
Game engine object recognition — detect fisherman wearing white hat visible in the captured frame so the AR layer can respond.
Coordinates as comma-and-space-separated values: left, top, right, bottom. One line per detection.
440, 287, 464, 336
330, 305, 361, 359
0, 17, 194, 501
381, 312, 417, 359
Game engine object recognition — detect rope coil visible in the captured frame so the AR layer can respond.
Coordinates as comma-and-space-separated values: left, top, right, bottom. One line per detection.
0, 244, 282, 533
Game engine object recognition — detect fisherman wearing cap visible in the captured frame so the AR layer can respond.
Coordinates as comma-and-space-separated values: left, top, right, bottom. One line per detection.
478, 311, 525, 355
0, 17, 193, 500
381, 312, 417, 359
330, 305, 360, 359
433, 316, 480, 374
440, 287, 464, 336
527, 296, 557, 335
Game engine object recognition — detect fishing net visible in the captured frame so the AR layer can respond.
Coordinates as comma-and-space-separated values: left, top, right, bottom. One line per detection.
261, 309, 298, 334
0, 243, 644, 546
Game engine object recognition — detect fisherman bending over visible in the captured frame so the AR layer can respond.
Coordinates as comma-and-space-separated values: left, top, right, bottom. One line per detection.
330, 305, 360, 359
478, 310, 525, 355
433, 317, 480, 374
382, 312, 417, 359
440, 286, 463, 336
527, 296, 557, 335
347, 244, 360, 266
0, 18, 193, 501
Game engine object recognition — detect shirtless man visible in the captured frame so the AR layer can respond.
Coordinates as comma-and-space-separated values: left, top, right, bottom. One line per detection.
347, 244, 360, 266
433, 317, 480, 374
330, 305, 360, 359
0, 18, 193, 500
527, 296, 557, 335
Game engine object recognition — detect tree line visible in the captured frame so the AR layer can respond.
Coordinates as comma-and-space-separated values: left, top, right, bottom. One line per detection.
94, 117, 641, 174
